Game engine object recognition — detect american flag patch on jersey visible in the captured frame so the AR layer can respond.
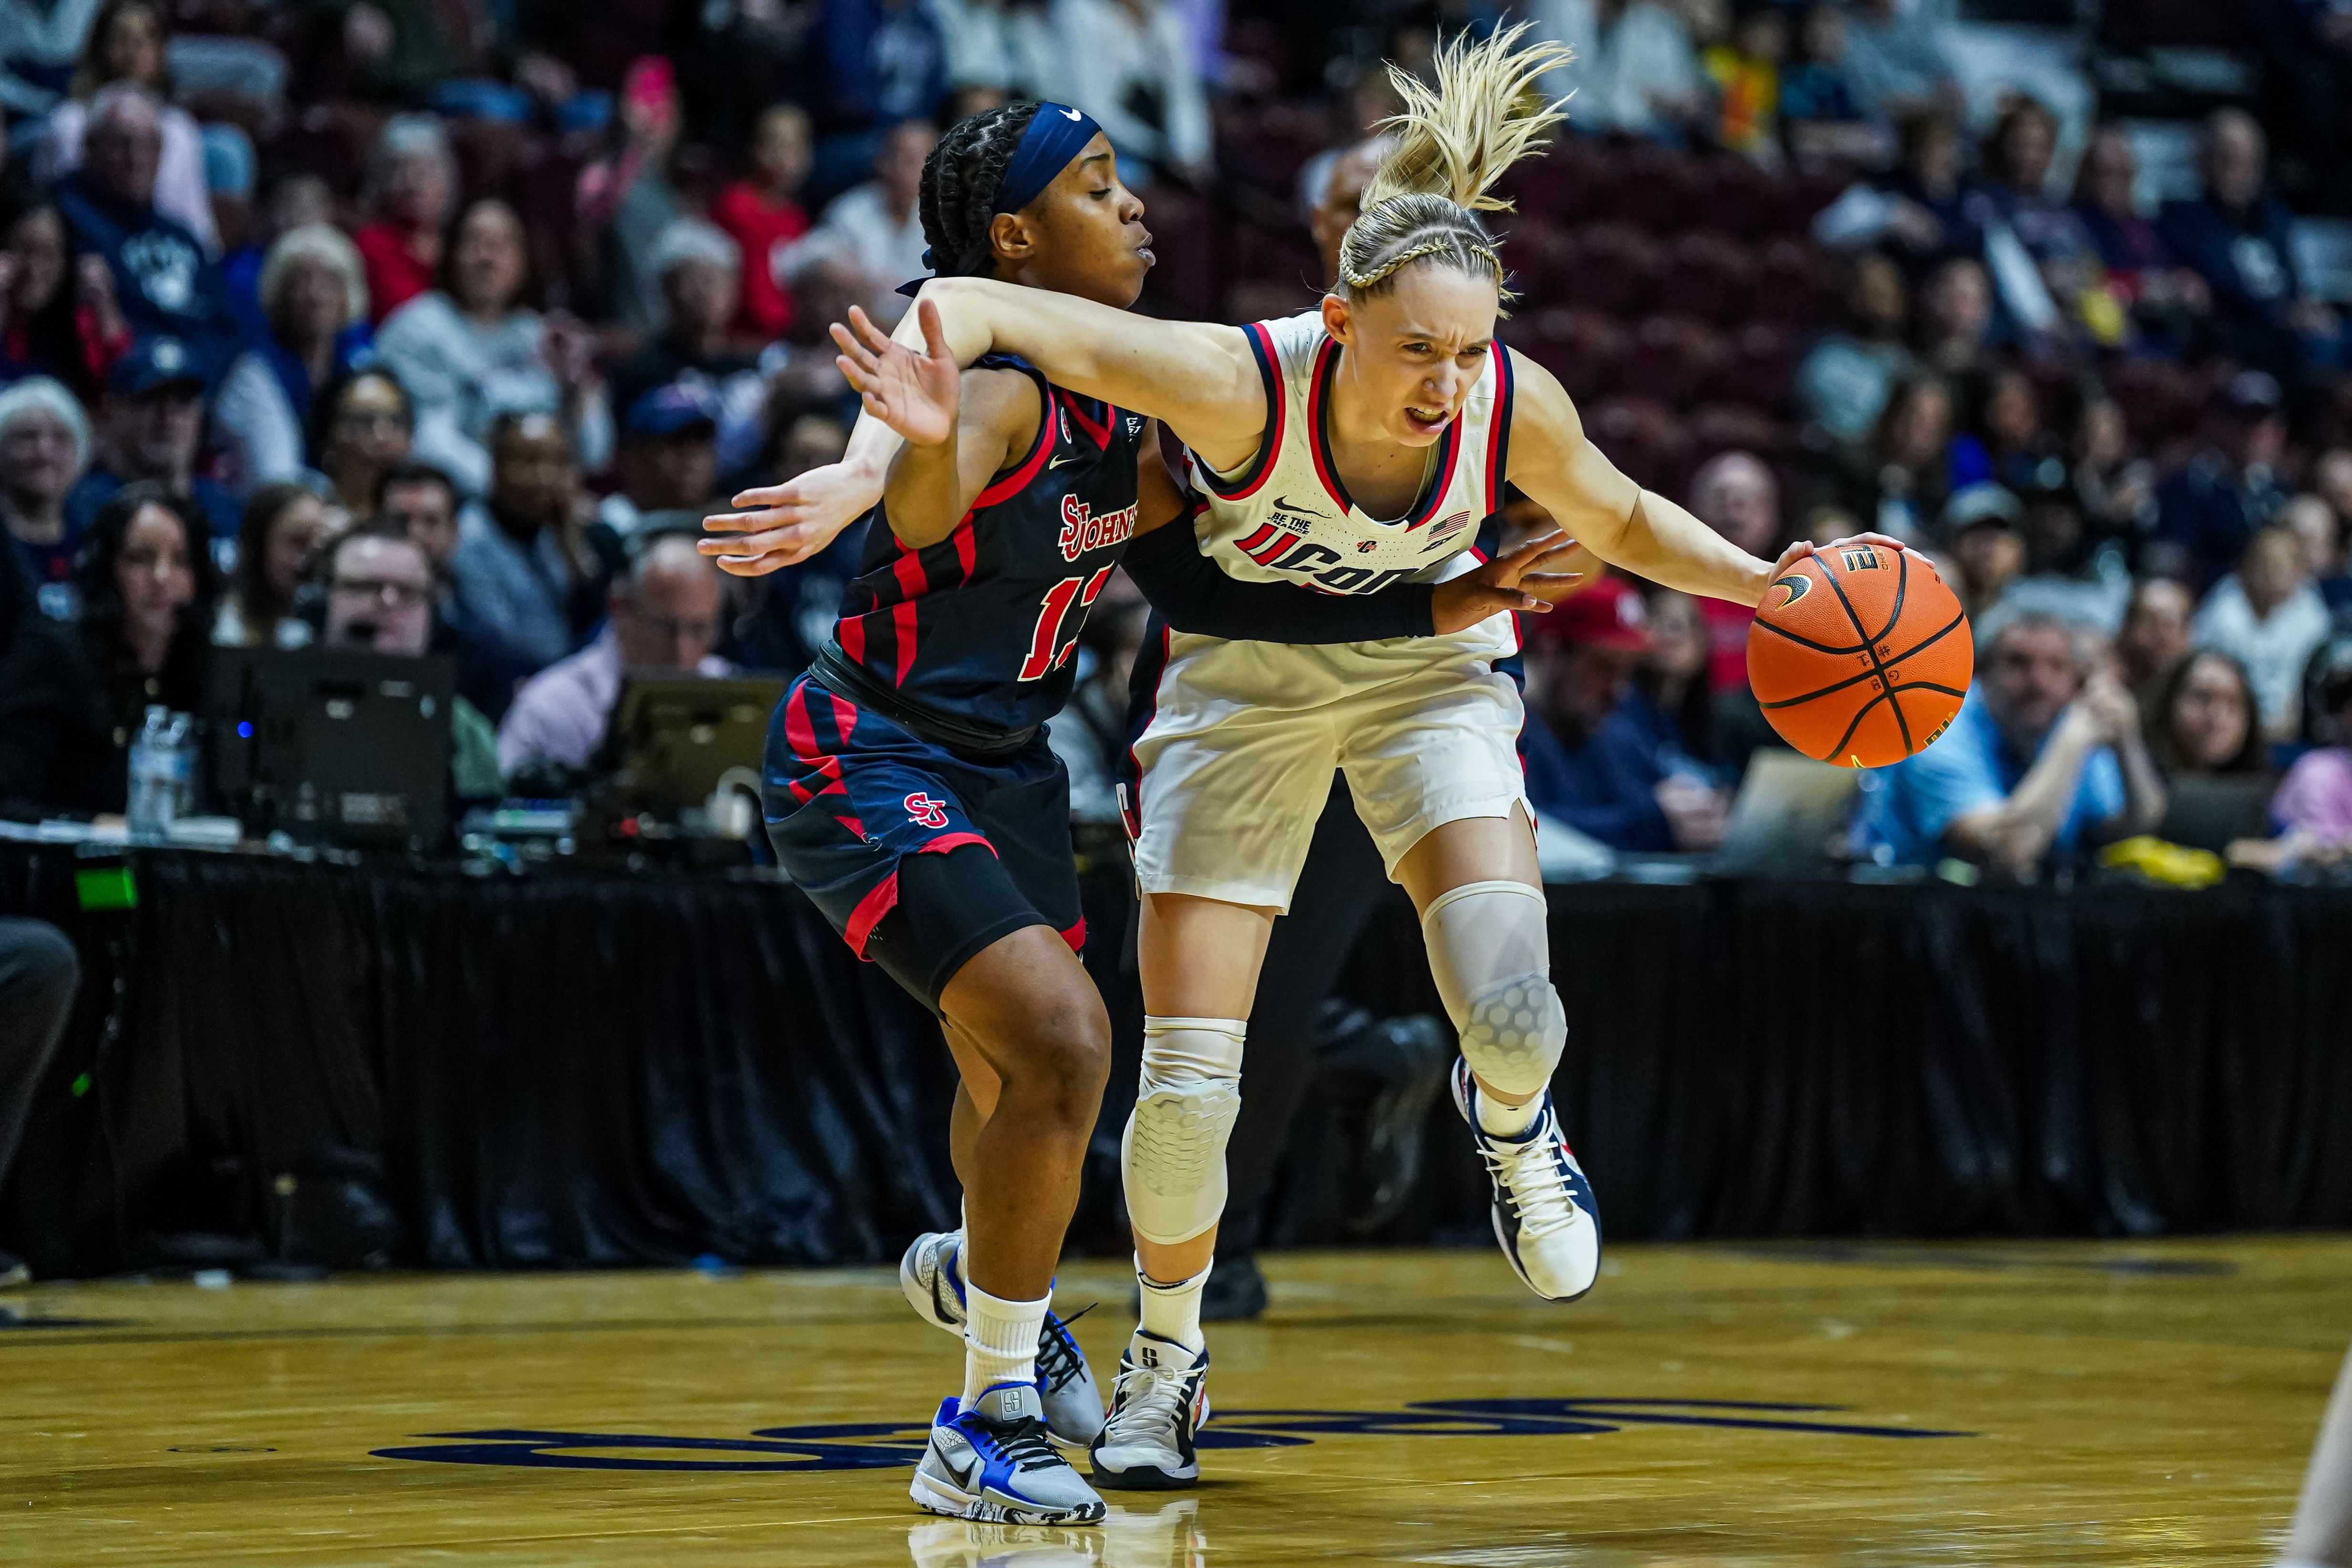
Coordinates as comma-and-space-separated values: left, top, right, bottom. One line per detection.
1423, 510, 1472, 551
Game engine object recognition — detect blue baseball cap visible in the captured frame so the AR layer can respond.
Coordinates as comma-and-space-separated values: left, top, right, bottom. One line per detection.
110, 336, 204, 397
624, 382, 719, 438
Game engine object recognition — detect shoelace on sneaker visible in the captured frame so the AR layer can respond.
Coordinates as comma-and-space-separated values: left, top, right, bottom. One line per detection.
1035, 1303, 1093, 1395
1480, 1118, 1581, 1242
976, 1414, 1066, 1474
1105, 1359, 1191, 1444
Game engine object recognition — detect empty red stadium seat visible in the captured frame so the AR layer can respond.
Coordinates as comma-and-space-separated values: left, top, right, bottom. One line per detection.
1584, 396, 1690, 492
1706, 323, 1796, 410
1749, 238, 1828, 328
1615, 316, 1719, 405
1552, 223, 1658, 316
1691, 156, 1773, 238
1503, 306, 1623, 402
1655, 232, 1755, 326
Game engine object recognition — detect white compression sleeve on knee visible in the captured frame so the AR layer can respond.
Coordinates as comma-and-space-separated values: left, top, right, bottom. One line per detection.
1420, 880, 1565, 1099
1122, 1017, 1246, 1247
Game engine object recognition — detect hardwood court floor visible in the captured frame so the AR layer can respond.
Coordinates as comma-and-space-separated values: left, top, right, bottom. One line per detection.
1, 1238, 2343, 1566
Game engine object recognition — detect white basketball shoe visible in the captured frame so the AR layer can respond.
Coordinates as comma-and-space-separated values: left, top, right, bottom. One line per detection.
1451, 1058, 1602, 1301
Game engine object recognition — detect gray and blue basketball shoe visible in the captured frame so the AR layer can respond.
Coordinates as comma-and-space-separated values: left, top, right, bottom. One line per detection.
911, 1382, 1108, 1525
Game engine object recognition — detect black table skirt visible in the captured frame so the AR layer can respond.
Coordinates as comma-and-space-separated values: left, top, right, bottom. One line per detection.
4, 845, 2348, 1276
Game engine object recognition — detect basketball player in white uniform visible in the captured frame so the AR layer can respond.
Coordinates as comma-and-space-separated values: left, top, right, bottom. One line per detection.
715, 23, 1900, 1490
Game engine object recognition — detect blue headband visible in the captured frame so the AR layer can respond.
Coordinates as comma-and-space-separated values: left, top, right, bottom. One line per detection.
903, 103, 1105, 294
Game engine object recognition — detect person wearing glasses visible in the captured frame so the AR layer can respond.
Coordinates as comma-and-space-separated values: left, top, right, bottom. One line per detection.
317, 526, 500, 797
494, 526, 729, 783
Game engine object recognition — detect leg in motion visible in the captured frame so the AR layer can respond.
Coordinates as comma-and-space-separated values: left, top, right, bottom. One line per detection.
0, 919, 78, 1289
1091, 892, 1273, 1490
1398, 810, 1601, 1303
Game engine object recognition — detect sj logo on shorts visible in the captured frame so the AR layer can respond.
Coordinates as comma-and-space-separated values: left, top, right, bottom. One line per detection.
903, 793, 951, 829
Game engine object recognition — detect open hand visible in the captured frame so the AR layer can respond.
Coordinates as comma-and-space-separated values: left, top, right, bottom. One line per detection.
701, 459, 887, 577
1430, 530, 1589, 633
831, 299, 959, 448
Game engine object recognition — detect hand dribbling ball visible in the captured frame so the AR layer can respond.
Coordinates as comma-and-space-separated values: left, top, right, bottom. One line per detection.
1747, 543, 1972, 768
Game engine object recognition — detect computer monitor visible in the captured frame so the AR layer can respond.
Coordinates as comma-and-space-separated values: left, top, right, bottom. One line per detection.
202, 646, 454, 852
604, 673, 788, 818
1712, 750, 1862, 872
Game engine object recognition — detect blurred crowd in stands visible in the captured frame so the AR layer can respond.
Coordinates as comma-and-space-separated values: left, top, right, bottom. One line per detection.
0, 0, 2343, 881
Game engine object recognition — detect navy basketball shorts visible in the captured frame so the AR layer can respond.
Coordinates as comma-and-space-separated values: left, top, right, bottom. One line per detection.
762, 675, 1085, 1013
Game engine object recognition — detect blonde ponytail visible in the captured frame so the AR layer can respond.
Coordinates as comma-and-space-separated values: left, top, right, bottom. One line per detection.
1338, 21, 1575, 301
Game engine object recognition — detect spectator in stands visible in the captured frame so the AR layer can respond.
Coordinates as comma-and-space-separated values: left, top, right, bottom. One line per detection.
2284, 493, 2352, 614
0, 0, 101, 118
0, 483, 215, 817
1913, 256, 1992, 396
54, 85, 243, 373
2318, 447, 2352, 547
1700, 4, 1784, 163
374, 198, 612, 497
1685, 450, 1778, 693
766, 234, 868, 413
2270, 649, 2352, 857
711, 104, 813, 341
1951, 368, 2057, 497
449, 411, 603, 701
720, 404, 858, 672
2157, 109, 2343, 383
1307, 137, 1391, 286
1963, 97, 2106, 346
2146, 648, 2268, 780
352, 116, 456, 328
1824, 372, 1953, 544
220, 174, 333, 338
1779, 4, 1882, 166
609, 222, 763, 469
1837, 108, 1976, 273
2152, 370, 2291, 591
1943, 486, 2025, 624
1998, 489, 2131, 636
1796, 252, 1918, 446
1864, 613, 2164, 874
0, 913, 76, 1285
41, 0, 216, 254
213, 225, 373, 490
0, 377, 90, 615
2069, 398, 2157, 548
496, 529, 729, 778
1053, 0, 1212, 185
577, 56, 689, 335
376, 459, 458, 581
815, 119, 934, 311
2071, 126, 2209, 348
2116, 576, 2194, 703
1628, 587, 1733, 779
814, 0, 947, 200
601, 384, 720, 539
312, 367, 413, 521
202, 125, 258, 297
0, 184, 128, 398
65, 336, 237, 542
1541, 0, 1703, 141
305, 0, 481, 108
1522, 576, 1725, 852
214, 480, 327, 649
1840, 0, 1959, 124
2191, 526, 2330, 740
318, 526, 502, 797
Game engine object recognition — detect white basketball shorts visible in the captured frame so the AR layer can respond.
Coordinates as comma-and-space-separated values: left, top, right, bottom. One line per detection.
1126, 626, 1530, 912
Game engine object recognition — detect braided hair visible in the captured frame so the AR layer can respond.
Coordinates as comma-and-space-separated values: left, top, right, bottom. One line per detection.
1335, 21, 1574, 305
918, 104, 1044, 282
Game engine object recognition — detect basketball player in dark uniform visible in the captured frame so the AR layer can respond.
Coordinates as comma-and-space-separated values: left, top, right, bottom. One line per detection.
706, 103, 1575, 1525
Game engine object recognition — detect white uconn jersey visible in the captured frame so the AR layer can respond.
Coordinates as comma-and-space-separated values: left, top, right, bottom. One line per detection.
1186, 310, 1517, 660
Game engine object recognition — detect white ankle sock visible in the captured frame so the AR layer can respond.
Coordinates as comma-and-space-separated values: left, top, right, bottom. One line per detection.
1136, 1257, 1210, 1353
963, 1281, 1047, 1408
1476, 1085, 1542, 1139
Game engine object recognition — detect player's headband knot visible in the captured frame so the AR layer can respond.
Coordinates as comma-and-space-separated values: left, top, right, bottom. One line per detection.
899, 103, 1105, 298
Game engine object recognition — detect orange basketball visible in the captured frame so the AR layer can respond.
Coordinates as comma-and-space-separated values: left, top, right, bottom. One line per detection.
1746, 543, 1973, 768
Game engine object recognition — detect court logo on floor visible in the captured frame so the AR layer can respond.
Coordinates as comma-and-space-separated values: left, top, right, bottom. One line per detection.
372, 1398, 1972, 1472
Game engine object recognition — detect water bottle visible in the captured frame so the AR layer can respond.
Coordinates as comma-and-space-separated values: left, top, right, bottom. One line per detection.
126, 706, 192, 841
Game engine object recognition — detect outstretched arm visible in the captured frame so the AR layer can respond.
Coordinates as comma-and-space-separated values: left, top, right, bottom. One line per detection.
859, 282, 1271, 472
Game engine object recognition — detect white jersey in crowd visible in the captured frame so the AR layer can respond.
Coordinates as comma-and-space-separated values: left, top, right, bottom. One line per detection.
1124, 310, 1533, 911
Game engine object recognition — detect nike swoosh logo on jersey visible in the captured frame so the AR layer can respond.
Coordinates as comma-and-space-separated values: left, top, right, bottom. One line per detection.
1271, 495, 1325, 517
1049, 455, 1080, 469
1061, 107, 1082, 120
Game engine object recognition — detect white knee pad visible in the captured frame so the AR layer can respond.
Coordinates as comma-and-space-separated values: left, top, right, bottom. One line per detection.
1421, 881, 1565, 1099
1122, 1017, 1246, 1246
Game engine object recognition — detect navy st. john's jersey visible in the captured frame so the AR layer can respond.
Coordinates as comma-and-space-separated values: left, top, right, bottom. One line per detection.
810, 355, 1148, 751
